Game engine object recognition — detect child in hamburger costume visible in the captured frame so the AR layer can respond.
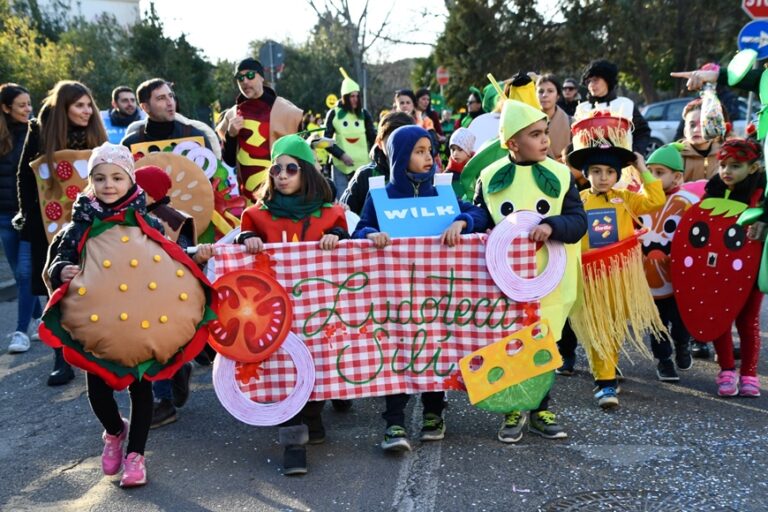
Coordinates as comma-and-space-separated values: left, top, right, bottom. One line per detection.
42, 143, 215, 487
565, 112, 666, 409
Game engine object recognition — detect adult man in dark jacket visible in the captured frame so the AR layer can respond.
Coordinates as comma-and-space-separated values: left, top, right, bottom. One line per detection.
121, 79, 212, 152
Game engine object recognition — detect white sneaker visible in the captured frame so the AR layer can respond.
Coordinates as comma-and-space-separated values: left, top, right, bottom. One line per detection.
28, 318, 42, 341
8, 331, 31, 353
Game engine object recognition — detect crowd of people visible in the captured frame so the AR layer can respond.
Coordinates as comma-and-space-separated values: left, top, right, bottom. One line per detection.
0, 51, 764, 485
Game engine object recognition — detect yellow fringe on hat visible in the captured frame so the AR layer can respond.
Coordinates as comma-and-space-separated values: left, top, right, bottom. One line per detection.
574, 126, 631, 151
570, 244, 665, 364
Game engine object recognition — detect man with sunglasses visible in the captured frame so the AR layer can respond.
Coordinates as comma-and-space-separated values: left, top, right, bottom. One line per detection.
217, 58, 303, 203
557, 78, 580, 117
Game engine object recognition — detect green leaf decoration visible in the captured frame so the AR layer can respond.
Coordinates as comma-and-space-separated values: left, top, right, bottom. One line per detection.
738, 207, 764, 226
337, 108, 347, 120
136, 359, 157, 379
487, 162, 516, 194
700, 197, 748, 218
532, 163, 561, 198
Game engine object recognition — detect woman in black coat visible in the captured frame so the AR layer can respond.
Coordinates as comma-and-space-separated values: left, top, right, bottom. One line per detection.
0, 83, 42, 354
16, 80, 107, 385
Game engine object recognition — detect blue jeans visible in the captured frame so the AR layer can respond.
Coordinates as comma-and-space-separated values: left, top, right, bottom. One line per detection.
332, 165, 352, 200
153, 379, 173, 400
0, 213, 42, 332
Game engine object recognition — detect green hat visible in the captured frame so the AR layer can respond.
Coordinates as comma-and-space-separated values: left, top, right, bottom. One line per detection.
339, 67, 360, 96
499, 99, 547, 145
647, 143, 684, 172
272, 134, 316, 165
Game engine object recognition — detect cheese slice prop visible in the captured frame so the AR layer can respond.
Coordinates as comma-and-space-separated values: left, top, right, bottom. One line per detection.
459, 321, 561, 413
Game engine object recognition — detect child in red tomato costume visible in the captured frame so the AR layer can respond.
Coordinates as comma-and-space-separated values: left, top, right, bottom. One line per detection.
236, 134, 349, 476
673, 138, 766, 397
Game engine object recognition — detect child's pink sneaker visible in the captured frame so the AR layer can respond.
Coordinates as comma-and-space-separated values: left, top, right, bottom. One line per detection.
102, 418, 129, 475
716, 370, 739, 397
120, 452, 147, 488
739, 376, 761, 397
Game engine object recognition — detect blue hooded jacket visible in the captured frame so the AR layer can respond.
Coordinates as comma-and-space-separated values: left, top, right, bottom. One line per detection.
353, 125, 489, 238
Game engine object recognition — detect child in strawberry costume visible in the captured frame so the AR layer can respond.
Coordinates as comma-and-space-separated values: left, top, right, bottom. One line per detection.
672, 138, 765, 397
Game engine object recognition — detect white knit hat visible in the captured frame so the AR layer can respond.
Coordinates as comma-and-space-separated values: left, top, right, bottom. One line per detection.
87, 143, 135, 182
449, 128, 476, 155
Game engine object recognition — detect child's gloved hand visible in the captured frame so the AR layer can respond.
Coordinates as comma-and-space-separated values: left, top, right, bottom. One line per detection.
319, 234, 340, 251
529, 223, 553, 242
366, 231, 391, 248
440, 220, 467, 247
243, 236, 264, 253
193, 244, 215, 263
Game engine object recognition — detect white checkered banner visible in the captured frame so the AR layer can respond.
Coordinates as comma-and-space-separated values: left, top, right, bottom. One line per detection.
212, 234, 539, 402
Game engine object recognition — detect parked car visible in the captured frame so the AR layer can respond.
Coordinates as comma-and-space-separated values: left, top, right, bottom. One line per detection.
641, 97, 753, 154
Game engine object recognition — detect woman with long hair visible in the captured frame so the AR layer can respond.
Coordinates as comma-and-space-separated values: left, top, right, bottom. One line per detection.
17, 80, 106, 385
0, 83, 42, 354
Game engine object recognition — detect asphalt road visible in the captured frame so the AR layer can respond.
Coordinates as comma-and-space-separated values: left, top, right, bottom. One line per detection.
1, 290, 767, 512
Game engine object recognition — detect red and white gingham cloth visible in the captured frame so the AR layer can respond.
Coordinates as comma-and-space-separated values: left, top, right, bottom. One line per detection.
213, 234, 538, 402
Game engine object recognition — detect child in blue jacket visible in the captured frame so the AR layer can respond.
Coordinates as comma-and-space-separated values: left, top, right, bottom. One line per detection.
353, 125, 489, 451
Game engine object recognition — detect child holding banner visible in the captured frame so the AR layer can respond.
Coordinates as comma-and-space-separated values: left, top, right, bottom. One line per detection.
473, 99, 586, 443
237, 134, 349, 475
352, 124, 489, 451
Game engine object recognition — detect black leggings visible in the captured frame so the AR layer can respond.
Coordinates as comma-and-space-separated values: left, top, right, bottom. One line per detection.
86, 373, 153, 455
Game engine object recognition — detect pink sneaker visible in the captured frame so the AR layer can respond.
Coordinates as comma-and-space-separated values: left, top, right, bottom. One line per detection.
716, 370, 739, 397
102, 418, 128, 475
739, 376, 761, 397
120, 452, 147, 488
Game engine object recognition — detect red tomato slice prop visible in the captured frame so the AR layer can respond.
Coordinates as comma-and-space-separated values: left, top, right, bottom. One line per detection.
208, 270, 293, 363
671, 199, 761, 341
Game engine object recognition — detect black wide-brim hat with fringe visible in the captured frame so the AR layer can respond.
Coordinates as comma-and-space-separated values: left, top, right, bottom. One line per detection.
567, 145, 636, 173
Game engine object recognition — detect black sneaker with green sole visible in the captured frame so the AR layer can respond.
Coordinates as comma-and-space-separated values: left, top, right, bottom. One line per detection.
498, 411, 526, 444
382, 425, 411, 452
528, 410, 567, 439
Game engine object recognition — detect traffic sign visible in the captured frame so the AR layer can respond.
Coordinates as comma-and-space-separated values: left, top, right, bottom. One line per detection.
738, 20, 768, 60
436, 66, 450, 86
743, 0, 768, 19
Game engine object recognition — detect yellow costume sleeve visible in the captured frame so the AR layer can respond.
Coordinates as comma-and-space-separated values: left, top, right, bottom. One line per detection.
624, 177, 665, 216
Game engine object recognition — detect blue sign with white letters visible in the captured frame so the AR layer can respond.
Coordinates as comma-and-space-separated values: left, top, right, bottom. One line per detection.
738, 20, 768, 60
370, 175, 461, 237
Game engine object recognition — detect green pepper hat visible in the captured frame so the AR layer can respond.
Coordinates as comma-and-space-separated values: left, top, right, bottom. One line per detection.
499, 99, 547, 146
339, 67, 360, 96
646, 143, 685, 172
272, 134, 316, 165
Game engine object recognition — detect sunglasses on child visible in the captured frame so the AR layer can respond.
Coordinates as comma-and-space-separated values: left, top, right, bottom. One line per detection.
236, 71, 258, 82
269, 163, 300, 177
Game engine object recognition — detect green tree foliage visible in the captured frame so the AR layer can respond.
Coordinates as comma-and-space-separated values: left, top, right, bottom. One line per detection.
432, 0, 748, 110
1, 1, 215, 122
0, 1, 78, 106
